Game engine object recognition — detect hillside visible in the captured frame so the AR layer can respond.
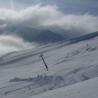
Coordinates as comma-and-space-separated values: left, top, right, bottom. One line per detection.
0, 32, 98, 98
32, 77, 98, 98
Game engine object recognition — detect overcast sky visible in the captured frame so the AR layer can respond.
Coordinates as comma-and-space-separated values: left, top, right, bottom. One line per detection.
0, 0, 98, 55
0, 0, 98, 15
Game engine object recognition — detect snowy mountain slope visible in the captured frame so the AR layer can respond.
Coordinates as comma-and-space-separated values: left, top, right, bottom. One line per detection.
0, 32, 98, 98
70, 31, 98, 44
32, 77, 98, 98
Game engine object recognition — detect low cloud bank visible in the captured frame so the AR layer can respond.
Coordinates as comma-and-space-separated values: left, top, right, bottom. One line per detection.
0, 4, 98, 55
0, 5, 98, 34
0, 35, 35, 55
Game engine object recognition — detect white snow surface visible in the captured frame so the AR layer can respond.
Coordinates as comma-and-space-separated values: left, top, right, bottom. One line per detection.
32, 77, 98, 98
0, 36, 98, 98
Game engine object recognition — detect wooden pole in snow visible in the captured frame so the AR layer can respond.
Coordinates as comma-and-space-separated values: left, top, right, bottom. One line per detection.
40, 54, 48, 71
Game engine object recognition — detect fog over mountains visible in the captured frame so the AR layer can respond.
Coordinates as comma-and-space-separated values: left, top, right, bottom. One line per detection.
0, 5, 98, 42
0, 1, 98, 54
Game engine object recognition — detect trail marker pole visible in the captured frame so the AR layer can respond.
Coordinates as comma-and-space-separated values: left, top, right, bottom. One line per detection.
40, 54, 48, 71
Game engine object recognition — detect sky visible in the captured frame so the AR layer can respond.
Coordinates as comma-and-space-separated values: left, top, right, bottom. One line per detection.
0, 0, 98, 15
0, 0, 98, 55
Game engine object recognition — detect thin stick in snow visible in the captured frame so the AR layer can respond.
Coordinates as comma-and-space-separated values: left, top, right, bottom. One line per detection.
40, 54, 48, 71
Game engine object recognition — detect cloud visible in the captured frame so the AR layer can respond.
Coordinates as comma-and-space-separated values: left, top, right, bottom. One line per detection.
0, 35, 35, 55
0, 4, 98, 35
0, 4, 98, 55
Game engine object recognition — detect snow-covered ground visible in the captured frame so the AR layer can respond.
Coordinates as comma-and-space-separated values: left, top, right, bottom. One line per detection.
0, 33, 98, 98
32, 77, 98, 98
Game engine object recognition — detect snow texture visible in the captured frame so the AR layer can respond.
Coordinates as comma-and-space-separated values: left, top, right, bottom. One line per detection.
0, 33, 98, 98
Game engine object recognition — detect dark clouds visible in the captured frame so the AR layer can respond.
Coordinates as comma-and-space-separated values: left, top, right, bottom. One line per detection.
0, 5, 98, 35
0, 4, 98, 55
